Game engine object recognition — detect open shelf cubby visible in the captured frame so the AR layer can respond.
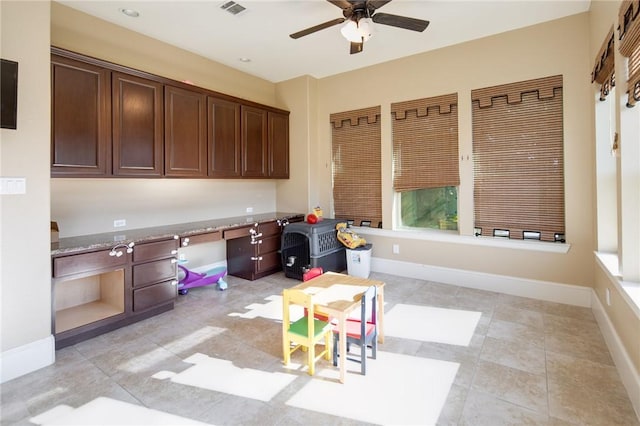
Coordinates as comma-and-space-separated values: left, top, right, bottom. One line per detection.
55, 269, 125, 333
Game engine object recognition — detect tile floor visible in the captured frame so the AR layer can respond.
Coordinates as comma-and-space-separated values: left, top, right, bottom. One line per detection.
1, 271, 639, 425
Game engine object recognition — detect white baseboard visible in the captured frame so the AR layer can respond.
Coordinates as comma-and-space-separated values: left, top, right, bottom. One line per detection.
591, 290, 640, 420
0, 334, 55, 383
371, 257, 592, 307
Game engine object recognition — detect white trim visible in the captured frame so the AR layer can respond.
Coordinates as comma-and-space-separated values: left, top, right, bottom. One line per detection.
591, 290, 640, 420
595, 252, 640, 317
0, 335, 55, 383
371, 257, 591, 307
355, 227, 571, 254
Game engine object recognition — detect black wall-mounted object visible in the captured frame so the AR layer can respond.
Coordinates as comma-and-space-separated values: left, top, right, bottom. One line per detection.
1, 59, 19, 130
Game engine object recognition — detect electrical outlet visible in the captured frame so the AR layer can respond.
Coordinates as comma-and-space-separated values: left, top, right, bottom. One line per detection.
113, 219, 126, 228
392, 244, 400, 254
246, 207, 253, 213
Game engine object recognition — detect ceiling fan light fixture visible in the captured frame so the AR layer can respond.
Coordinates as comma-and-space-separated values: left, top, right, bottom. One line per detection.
358, 18, 373, 41
340, 20, 361, 43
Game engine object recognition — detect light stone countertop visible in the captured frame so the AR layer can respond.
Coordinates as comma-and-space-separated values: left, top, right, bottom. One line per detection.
51, 212, 304, 256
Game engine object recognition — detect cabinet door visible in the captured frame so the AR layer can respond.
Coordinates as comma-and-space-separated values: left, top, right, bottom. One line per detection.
51, 56, 111, 177
241, 105, 268, 177
112, 72, 164, 176
165, 86, 207, 177
268, 111, 290, 178
208, 97, 241, 178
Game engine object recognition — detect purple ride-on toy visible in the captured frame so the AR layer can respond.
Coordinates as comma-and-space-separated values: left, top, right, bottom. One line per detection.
177, 264, 227, 295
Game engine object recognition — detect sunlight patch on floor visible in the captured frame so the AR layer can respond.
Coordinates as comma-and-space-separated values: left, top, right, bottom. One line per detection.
385, 304, 481, 346
286, 351, 459, 425
29, 397, 209, 425
152, 352, 297, 402
228, 294, 286, 320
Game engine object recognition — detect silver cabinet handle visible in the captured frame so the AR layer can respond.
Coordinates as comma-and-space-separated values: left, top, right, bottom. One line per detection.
250, 256, 263, 261
182, 237, 190, 247
171, 258, 178, 264
250, 240, 263, 245
171, 250, 178, 255
171, 280, 178, 286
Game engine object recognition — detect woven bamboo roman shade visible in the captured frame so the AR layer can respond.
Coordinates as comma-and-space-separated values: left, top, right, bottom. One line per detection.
391, 93, 459, 192
330, 106, 382, 227
472, 75, 565, 242
619, 0, 640, 106
592, 28, 615, 101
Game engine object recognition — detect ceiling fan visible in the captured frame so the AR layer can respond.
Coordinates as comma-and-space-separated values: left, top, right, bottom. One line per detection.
289, 0, 430, 55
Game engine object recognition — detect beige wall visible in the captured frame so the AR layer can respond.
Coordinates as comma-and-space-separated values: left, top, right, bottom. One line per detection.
274, 76, 314, 215
285, 13, 595, 288
0, 1, 52, 352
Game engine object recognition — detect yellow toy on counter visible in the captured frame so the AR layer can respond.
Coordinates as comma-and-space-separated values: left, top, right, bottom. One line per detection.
313, 206, 324, 221
335, 222, 367, 249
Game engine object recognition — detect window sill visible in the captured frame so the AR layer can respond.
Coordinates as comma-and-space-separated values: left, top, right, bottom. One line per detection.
595, 252, 640, 317
353, 227, 571, 254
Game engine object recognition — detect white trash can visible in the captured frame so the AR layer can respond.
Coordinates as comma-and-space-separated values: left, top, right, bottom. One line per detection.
346, 244, 372, 278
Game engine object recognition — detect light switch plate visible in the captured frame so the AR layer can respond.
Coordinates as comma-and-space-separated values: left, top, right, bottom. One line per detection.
0, 177, 26, 195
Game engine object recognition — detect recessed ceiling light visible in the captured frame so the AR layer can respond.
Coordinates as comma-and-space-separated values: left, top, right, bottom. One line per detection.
238, 57, 251, 63
119, 8, 140, 18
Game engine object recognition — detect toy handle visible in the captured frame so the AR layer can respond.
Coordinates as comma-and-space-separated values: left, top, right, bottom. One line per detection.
178, 264, 190, 282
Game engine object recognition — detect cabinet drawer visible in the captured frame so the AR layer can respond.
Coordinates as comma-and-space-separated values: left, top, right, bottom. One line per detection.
133, 280, 176, 312
223, 225, 252, 240
180, 231, 221, 247
133, 238, 178, 263
133, 258, 177, 287
259, 221, 281, 237
257, 235, 280, 255
53, 250, 127, 278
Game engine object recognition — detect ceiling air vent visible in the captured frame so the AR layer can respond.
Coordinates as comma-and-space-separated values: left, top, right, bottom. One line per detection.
220, 1, 246, 15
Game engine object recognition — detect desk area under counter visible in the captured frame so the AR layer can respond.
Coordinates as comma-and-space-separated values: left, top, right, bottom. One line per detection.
51, 212, 304, 349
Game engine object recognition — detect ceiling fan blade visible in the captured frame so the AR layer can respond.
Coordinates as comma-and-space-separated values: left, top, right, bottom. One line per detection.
289, 18, 346, 39
367, 0, 392, 11
350, 41, 364, 54
327, 0, 353, 10
372, 12, 430, 32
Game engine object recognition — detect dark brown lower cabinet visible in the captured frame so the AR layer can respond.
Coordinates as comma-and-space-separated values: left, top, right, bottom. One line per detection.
225, 220, 285, 280
51, 237, 178, 348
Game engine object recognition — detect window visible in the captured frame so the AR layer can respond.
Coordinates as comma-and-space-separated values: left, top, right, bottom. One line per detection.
391, 94, 459, 231
471, 75, 565, 242
400, 186, 458, 230
594, 29, 618, 253
330, 106, 382, 227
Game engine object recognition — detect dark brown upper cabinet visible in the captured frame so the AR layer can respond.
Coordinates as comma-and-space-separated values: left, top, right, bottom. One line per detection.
241, 105, 269, 178
50, 47, 289, 180
164, 85, 207, 177
51, 55, 111, 177
268, 111, 290, 178
112, 72, 164, 177
208, 97, 241, 178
